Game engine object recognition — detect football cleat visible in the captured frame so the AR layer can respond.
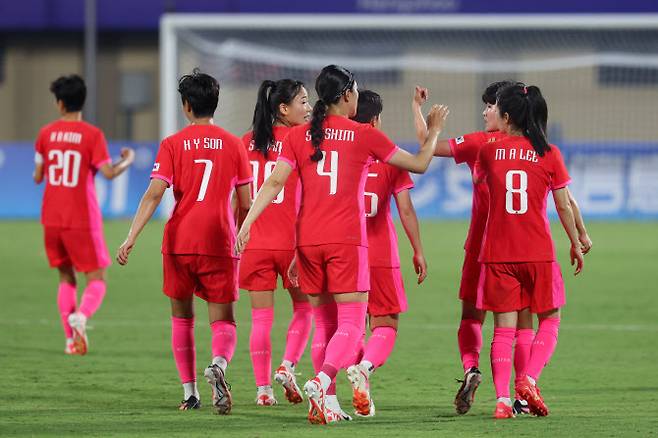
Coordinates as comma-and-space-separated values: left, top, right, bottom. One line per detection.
68, 312, 88, 355
494, 401, 515, 419
454, 367, 482, 414
325, 396, 353, 423
179, 395, 201, 411
64, 339, 79, 355
303, 377, 327, 425
274, 365, 303, 404
204, 364, 233, 415
255, 388, 277, 406
513, 399, 530, 415
346, 364, 375, 417
515, 375, 549, 417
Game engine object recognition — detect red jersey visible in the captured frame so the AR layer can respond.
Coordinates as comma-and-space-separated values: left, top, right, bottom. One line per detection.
278, 115, 399, 247
241, 126, 300, 251
35, 120, 111, 229
151, 124, 253, 258
365, 161, 414, 268
476, 136, 571, 263
448, 131, 504, 254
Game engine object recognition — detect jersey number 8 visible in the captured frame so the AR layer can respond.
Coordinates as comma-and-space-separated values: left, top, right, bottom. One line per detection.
505, 170, 528, 215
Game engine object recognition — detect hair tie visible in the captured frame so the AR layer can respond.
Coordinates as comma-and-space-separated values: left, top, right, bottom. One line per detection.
523, 86, 528, 95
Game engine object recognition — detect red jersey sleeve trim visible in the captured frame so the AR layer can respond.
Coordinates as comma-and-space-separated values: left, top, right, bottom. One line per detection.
552, 179, 572, 190
394, 183, 415, 194
93, 158, 112, 169
151, 174, 172, 187
236, 176, 254, 186
277, 156, 296, 170
382, 146, 400, 163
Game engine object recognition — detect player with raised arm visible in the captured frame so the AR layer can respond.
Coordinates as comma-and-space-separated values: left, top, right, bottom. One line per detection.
345, 90, 427, 417
412, 83, 592, 415
475, 83, 585, 419
240, 79, 313, 406
33, 74, 135, 355
116, 70, 253, 414
235, 65, 449, 425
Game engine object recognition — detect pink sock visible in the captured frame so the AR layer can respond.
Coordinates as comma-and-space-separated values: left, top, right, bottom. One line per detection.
525, 318, 560, 381
211, 320, 237, 363
171, 317, 196, 383
250, 307, 273, 387
344, 332, 365, 368
79, 280, 106, 318
491, 327, 515, 399
57, 282, 77, 338
310, 302, 338, 373
458, 319, 483, 372
362, 326, 397, 370
514, 328, 535, 393
283, 301, 313, 365
320, 301, 368, 381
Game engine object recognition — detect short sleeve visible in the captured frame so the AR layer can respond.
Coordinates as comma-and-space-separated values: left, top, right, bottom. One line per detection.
91, 130, 111, 169
235, 138, 254, 186
449, 132, 487, 166
360, 127, 399, 163
473, 144, 490, 183
277, 130, 298, 169
550, 146, 571, 190
392, 167, 414, 194
151, 139, 174, 186
35, 130, 45, 155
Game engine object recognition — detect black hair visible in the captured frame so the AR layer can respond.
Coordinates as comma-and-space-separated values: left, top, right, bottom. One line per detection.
252, 78, 305, 158
177, 68, 220, 118
481, 80, 515, 105
351, 90, 383, 124
496, 83, 550, 157
309, 65, 355, 162
50, 75, 86, 112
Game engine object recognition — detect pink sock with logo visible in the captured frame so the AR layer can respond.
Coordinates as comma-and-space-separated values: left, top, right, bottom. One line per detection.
514, 328, 535, 393
362, 326, 397, 370
525, 317, 560, 381
57, 282, 77, 338
458, 318, 483, 372
171, 317, 196, 383
250, 307, 274, 387
283, 301, 313, 365
211, 320, 237, 363
320, 301, 368, 381
491, 327, 515, 399
79, 280, 106, 318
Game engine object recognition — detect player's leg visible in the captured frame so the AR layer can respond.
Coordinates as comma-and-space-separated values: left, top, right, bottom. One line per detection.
56, 266, 78, 354
170, 297, 200, 410
274, 286, 312, 405
66, 268, 107, 355
513, 308, 533, 415
491, 311, 518, 419
248, 290, 276, 406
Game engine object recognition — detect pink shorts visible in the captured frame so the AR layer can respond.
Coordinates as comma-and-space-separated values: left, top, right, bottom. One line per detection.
368, 267, 407, 316
458, 250, 481, 304
44, 226, 111, 272
239, 249, 295, 291
476, 262, 566, 314
163, 254, 239, 304
297, 244, 369, 294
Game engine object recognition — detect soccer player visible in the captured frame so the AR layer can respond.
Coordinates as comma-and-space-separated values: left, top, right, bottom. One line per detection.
240, 79, 313, 406
116, 70, 253, 414
235, 65, 449, 424
412, 83, 592, 415
33, 74, 135, 355
345, 90, 427, 417
475, 83, 585, 418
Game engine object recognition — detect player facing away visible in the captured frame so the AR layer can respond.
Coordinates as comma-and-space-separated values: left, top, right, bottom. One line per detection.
475, 83, 585, 419
235, 64, 449, 425
345, 90, 427, 417
33, 74, 135, 355
240, 79, 313, 406
116, 70, 253, 414
412, 82, 592, 415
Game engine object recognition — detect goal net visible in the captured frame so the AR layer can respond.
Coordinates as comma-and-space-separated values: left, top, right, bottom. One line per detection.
160, 14, 658, 218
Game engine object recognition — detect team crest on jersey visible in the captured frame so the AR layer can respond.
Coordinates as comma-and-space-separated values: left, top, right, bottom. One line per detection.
152, 162, 160, 172
455, 136, 465, 144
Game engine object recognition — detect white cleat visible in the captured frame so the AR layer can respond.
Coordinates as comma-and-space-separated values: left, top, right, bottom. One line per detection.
204, 365, 233, 415
303, 377, 327, 425
325, 395, 353, 423
274, 365, 303, 404
255, 387, 277, 406
347, 364, 376, 417
68, 312, 88, 355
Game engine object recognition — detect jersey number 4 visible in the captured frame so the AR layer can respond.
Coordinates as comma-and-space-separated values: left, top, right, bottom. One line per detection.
505, 170, 528, 215
316, 151, 338, 195
48, 149, 81, 187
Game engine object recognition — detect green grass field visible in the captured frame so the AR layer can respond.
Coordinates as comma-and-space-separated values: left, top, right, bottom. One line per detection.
2, 220, 658, 437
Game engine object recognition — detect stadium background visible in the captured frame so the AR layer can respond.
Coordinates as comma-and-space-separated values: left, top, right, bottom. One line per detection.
1, 2, 657, 437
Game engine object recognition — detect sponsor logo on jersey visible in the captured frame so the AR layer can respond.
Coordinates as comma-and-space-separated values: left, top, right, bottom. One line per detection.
455, 136, 465, 144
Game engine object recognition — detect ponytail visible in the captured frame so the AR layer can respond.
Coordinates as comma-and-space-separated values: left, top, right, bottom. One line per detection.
252, 80, 277, 158
497, 83, 550, 157
309, 99, 327, 162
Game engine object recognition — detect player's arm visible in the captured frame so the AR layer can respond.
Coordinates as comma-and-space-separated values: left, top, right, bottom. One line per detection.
388, 104, 449, 174
33, 154, 44, 184
411, 87, 451, 157
236, 160, 292, 253
553, 187, 584, 275
116, 178, 168, 265
394, 189, 427, 284
99, 147, 136, 180
234, 183, 252, 230
567, 188, 592, 254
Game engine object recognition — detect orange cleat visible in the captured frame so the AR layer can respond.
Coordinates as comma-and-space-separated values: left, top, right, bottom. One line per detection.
274, 365, 303, 404
303, 377, 327, 425
515, 375, 549, 417
346, 364, 375, 417
494, 401, 516, 419
68, 312, 88, 355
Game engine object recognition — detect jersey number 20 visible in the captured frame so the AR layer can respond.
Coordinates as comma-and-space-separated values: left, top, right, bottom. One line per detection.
505, 170, 528, 215
48, 149, 81, 187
